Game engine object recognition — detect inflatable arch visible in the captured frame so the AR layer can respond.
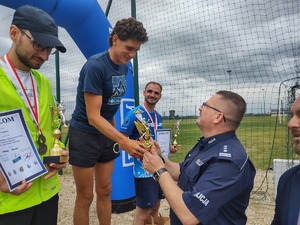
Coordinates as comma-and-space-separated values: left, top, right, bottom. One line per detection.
0, 0, 136, 213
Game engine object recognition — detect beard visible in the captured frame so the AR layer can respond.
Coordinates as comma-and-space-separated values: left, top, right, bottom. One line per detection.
15, 41, 42, 70
293, 140, 300, 155
145, 98, 157, 106
16, 51, 41, 70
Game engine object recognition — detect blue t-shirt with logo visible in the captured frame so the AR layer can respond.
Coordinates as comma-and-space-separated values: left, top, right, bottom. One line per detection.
71, 51, 127, 133
120, 105, 163, 178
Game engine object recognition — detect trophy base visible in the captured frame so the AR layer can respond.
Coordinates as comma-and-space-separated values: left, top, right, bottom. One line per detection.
43, 155, 69, 164
174, 144, 181, 152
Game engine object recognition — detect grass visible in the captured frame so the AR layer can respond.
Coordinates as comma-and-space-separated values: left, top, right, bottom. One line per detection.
163, 116, 295, 170
60, 115, 296, 170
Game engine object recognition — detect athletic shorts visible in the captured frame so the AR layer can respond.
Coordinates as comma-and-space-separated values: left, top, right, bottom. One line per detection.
68, 125, 120, 167
135, 177, 165, 209
0, 194, 58, 225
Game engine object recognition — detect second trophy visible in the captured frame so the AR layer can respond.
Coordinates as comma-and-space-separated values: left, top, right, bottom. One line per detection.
172, 119, 181, 151
43, 101, 69, 164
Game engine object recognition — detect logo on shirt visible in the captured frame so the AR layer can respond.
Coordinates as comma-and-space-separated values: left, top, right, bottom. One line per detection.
134, 109, 142, 114
195, 159, 204, 166
193, 192, 210, 206
108, 75, 126, 105
208, 138, 216, 144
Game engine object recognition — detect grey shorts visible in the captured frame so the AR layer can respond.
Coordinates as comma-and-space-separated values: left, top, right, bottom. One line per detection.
68, 125, 120, 167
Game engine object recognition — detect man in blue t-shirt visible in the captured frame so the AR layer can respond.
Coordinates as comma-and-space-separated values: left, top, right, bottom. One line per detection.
120, 81, 175, 225
68, 18, 148, 225
143, 90, 256, 225
271, 96, 300, 225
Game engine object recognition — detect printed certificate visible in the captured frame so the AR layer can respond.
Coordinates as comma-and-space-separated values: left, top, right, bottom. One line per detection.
0, 109, 47, 192
156, 129, 171, 158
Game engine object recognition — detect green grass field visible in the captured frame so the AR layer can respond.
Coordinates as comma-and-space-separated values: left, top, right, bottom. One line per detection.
61, 115, 294, 170
163, 116, 293, 170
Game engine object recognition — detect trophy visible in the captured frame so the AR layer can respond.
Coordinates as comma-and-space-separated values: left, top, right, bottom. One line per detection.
172, 119, 181, 150
43, 101, 69, 164
134, 110, 152, 150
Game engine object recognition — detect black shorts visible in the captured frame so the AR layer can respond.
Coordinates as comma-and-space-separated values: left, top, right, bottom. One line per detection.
0, 194, 58, 225
68, 125, 120, 167
135, 177, 165, 209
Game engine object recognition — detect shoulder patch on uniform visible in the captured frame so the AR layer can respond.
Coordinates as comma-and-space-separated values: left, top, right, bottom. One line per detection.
218, 145, 232, 158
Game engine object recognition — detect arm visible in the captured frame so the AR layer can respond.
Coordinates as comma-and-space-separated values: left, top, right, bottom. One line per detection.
163, 156, 180, 181
84, 92, 145, 158
152, 142, 180, 180
143, 147, 200, 225
111, 116, 116, 127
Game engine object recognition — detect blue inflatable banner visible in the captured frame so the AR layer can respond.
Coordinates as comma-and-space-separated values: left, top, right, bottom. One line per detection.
113, 63, 136, 212
0, 0, 136, 213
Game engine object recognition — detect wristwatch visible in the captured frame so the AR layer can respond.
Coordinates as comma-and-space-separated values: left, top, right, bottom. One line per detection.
153, 168, 167, 181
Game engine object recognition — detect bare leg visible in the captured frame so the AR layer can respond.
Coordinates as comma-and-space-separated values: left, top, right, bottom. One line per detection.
72, 166, 94, 225
94, 161, 114, 225
150, 200, 167, 225
132, 206, 152, 225
149, 200, 160, 218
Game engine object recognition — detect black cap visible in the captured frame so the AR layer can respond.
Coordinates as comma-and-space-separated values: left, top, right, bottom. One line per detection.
12, 5, 66, 53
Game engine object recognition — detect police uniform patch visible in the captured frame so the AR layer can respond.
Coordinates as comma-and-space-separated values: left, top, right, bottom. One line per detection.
218, 145, 232, 158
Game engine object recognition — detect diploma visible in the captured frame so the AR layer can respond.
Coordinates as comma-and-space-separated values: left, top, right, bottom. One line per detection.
156, 129, 171, 158
0, 109, 47, 192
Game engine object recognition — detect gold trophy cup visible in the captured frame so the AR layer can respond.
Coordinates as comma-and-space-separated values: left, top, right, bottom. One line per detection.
43, 102, 69, 164
134, 110, 152, 150
172, 120, 181, 151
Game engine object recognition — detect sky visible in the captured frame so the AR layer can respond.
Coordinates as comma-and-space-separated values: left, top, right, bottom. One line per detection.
0, 0, 299, 119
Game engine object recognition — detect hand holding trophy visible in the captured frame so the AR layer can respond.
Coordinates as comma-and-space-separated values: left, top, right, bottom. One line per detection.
43, 101, 69, 164
133, 110, 152, 150
172, 119, 181, 151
